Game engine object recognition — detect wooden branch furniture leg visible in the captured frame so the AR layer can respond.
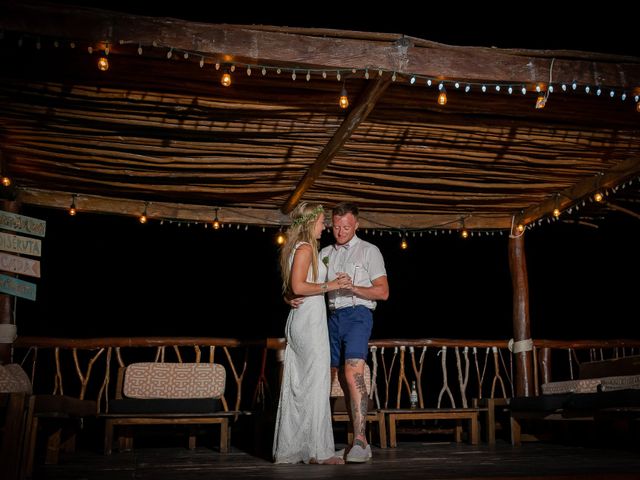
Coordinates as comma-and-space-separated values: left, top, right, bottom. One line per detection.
385, 408, 482, 448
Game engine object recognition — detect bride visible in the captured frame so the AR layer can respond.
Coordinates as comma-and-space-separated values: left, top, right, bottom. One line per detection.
272, 202, 351, 464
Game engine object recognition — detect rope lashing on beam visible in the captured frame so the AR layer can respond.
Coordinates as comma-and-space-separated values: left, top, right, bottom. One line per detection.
508, 338, 533, 354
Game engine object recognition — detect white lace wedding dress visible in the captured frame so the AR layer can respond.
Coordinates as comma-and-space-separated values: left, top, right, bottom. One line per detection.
273, 242, 335, 463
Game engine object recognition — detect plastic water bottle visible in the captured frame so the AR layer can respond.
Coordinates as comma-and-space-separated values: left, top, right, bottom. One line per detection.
410, 381, 418, 409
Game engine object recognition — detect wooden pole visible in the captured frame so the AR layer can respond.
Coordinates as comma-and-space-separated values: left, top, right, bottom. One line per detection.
508, 233, 534, 397
0, 200, 19, 364
539, 347, 552, 385
281, 76, 391, 213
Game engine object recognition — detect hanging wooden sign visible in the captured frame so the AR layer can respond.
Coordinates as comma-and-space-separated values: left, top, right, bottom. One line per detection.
0, 273, 36, 301
0, 232, 42, 257
0, 252, 41, 278
0, 210, 46, 237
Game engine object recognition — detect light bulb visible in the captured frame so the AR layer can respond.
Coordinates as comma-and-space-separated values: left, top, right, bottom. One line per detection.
517, 224, 525, 233
400, 238, 408, 250
69, 206, 77, 216
437, 88, 447, 106
594, 192, 603, 202
139, 213, 147, 224
97, 56, 109, 71
339, 87, 349, 109
461, 229, 469, 239
552, 208, 560, 218
213, 209, 220, 229
221, 71, 231, 87
1, 176, 11, 187
535, 92, 546, 109
276, 232, 285, 245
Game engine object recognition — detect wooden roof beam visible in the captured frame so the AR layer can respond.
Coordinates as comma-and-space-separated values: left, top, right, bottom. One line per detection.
16, 187, 513, 229
518, 156, 640, 225
1, 2, 639, 87
281, 76, 391, 213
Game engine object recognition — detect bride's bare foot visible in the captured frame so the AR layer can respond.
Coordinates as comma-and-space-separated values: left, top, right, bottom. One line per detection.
318, 456, 345, 465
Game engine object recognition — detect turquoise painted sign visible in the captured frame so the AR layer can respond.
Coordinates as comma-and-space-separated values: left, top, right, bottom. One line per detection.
0, 273, 36, 301
0, 210, 46, 237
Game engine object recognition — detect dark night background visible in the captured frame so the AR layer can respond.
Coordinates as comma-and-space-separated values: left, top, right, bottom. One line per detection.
16, 203, 640, 341
11, 2, 640, 342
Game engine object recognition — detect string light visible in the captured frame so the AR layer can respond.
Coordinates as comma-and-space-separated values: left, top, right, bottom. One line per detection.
552, 193, 561, 219
19, 36, 634, 113
139, 202, 148, 224
97, 56, 109, 71
437, 84, 447, 105
593, 192, 603, 202
276, 228, 285, 245
212, 208, 220, 229
535, 90, 547, 109
221, 69, 232, 87
460, 218, 468, 239
400, 237, 408, 250
339, 84, 349, 109
68, 194, 77, 216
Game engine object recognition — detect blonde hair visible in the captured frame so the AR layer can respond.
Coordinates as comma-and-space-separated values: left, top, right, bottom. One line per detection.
280, 202, 324, 293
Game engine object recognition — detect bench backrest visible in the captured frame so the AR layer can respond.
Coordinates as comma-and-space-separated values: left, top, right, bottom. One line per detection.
123, 362, 226, 399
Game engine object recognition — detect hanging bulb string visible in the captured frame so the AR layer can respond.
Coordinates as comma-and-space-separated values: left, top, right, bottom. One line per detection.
2, 32, 635, 107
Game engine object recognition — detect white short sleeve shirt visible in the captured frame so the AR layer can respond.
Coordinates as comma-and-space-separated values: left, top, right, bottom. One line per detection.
320, 235, 387, 311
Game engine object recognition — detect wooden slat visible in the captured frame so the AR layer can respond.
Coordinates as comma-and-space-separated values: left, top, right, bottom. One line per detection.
282, 75, 391, 212
1, 3, 639, 87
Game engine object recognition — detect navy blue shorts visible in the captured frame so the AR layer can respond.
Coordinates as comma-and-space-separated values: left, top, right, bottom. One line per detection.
328, 305, 373, 368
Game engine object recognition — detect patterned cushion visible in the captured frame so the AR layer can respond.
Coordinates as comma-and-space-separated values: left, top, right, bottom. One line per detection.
599, 374, 640, 392
541, 378, 602, 395
330, 363, 371, 397
123, 362, 225, 399
0, 363, 32, 394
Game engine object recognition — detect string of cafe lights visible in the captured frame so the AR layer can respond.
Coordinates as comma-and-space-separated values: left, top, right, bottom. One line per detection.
47, 169, 637, 250
1, 30, 639, 112
2, 30, 639, 247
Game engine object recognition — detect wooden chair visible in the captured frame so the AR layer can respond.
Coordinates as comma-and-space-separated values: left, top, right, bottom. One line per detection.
102, 362, 236, 454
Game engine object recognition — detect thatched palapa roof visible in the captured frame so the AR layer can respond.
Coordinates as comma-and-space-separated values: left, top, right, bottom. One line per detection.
1, 1, 639, 232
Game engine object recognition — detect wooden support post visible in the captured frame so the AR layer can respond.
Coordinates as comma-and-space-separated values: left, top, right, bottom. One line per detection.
508, 233, 534, 397
0, 200, 19, 364
539, 347, 552, 385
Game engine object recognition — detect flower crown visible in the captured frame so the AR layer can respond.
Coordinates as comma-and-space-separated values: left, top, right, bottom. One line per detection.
291, 205, 324, 227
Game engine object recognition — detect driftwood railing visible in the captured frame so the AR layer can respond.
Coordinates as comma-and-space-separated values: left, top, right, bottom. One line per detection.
12, 337, 640, 416
267, 338, 640, 409
12, 337, 266, 414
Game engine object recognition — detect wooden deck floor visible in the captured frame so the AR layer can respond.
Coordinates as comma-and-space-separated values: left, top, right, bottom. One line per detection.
34, 440, 640, 480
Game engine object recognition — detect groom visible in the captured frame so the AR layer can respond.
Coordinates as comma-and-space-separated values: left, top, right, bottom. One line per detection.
320, 202, 389, 463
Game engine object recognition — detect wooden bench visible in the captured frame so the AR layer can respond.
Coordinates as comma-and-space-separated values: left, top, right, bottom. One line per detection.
102, 362, 238, 454
103, 411, 237, 454
473, 397, 510, 446
509, 389, 640, 446
381, 408, 484, 447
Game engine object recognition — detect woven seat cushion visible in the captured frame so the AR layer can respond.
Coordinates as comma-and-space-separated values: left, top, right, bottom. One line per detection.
563, 389, 640, 410
542, 378, 602, 395
0, 364, 32, 394
108, 397, 222, 414
599, 374, 640, 392
510, 394, 571, 412
123, 362, 225, 399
